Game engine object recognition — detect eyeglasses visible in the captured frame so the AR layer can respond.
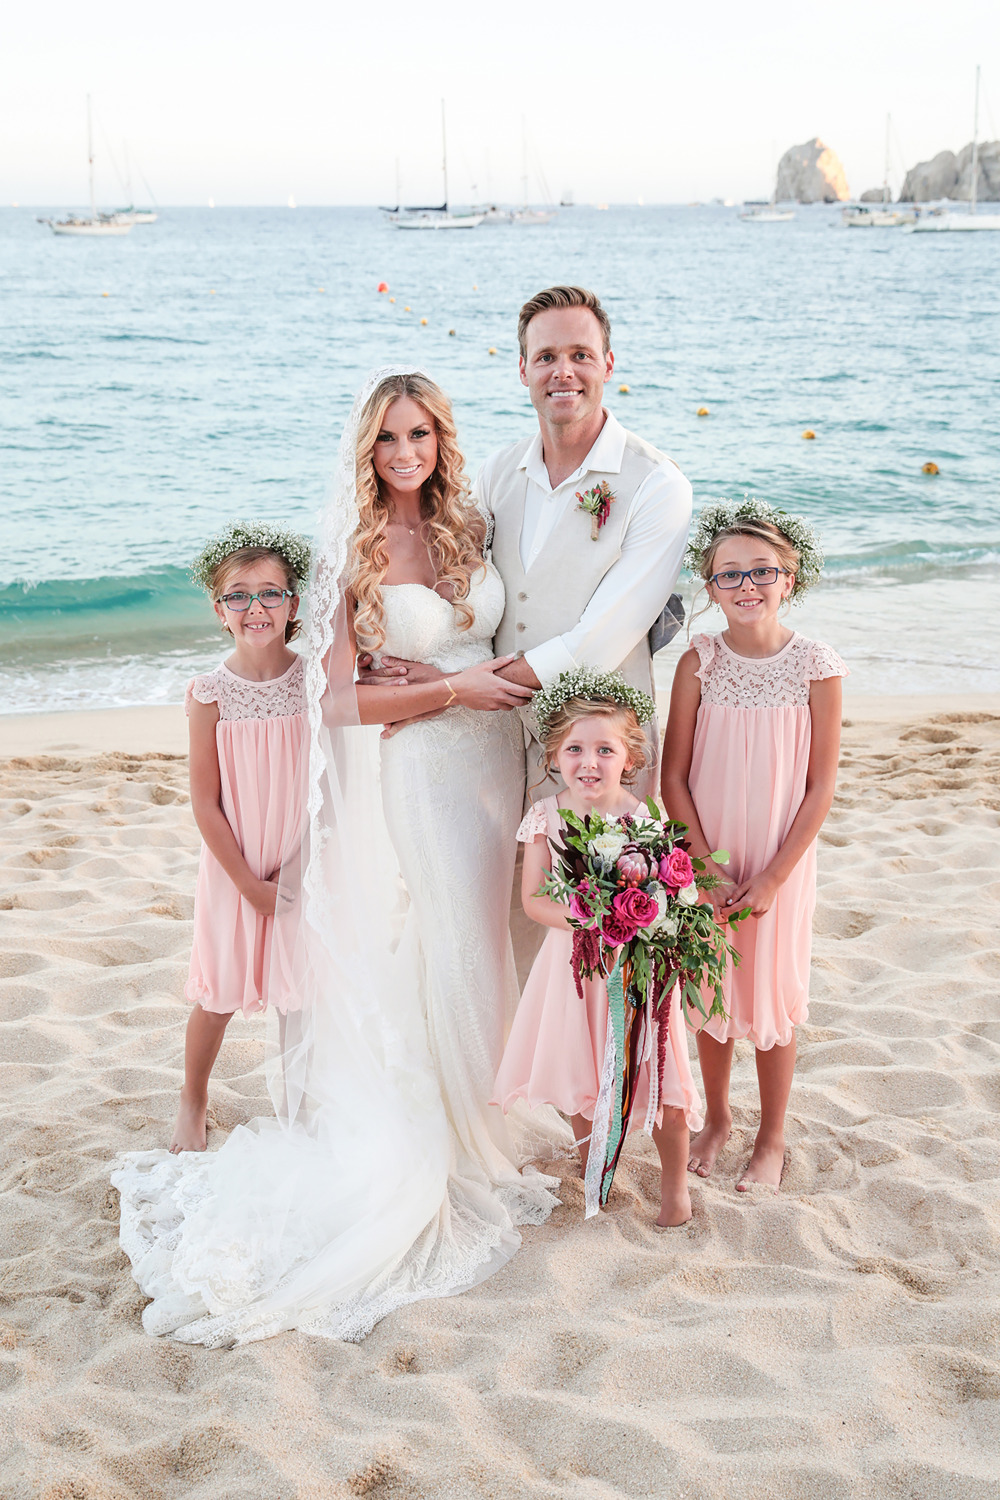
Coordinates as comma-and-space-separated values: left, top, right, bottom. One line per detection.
219, 589, 294, 611
709, 567, 786, 590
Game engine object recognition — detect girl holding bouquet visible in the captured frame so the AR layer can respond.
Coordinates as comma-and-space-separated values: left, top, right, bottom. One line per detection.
661, 499, 848, 1192
170, 522, 311, 1153
492, 675, 703, 1227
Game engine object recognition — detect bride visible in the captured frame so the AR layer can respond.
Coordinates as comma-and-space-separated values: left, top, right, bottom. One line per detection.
112, 367, 563, 1347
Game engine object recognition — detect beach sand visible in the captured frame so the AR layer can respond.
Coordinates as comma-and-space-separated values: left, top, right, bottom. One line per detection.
1, 696, 998, 1498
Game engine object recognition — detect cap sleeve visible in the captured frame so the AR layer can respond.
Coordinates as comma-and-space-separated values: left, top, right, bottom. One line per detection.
807, 641, 849, 683
690, 632, 717, 686
516, 803, 549, 842
185, 671, 221, 715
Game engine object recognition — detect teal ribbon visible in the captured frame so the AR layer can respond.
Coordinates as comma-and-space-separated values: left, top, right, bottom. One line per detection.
600, 950, 627, 1206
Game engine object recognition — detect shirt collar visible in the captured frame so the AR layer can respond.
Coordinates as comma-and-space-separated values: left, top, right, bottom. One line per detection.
517, 409, 627, 494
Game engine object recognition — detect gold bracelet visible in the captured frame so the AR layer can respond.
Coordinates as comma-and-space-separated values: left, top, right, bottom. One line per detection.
443, 679, 458, 706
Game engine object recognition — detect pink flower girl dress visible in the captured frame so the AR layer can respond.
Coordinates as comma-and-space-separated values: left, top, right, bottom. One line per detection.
492, 795, 704, 1134
688, 631, 848, 1048
184, 655, 306, 1015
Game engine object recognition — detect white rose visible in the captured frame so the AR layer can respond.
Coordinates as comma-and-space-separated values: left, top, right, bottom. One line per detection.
648, 884, 679, 938
677, 881, 700, 906
589, 830, 627, 865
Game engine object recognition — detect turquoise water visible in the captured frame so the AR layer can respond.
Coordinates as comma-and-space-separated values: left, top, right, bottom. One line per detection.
3, 204, 998, 711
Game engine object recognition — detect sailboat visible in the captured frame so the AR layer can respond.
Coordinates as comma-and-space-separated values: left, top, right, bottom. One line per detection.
908, 67, 1000, 232
105, 144, 159, 225
389, 104, 484, 230
39, 98, 133, 236
739, 172, 794, 221
842, 117, 916, 227
513, 119, 555, 224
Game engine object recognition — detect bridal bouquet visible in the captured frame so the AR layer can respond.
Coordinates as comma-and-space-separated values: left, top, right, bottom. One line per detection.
540, 799, 748, 1214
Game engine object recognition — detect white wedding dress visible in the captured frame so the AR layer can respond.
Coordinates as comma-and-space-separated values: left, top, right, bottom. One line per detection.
111, 560, 562, 1348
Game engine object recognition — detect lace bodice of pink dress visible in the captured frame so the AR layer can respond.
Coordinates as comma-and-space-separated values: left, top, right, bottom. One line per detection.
688, 631, 848, 1049
185, 655, 306, 1015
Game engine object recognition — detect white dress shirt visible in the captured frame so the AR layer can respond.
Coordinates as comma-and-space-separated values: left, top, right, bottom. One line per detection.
475, 411, 692, 686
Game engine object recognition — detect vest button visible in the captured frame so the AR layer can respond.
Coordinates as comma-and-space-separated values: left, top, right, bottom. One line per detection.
516, 622, 526, 632
517, 591, 528, 601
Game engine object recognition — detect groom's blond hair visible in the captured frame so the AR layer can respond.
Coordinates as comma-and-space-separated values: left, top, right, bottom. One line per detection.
518, 286, 611, 358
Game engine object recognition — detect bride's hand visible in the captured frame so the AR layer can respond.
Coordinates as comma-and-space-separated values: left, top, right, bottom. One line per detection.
451, 656, 535, 711
358, 652, 442, 685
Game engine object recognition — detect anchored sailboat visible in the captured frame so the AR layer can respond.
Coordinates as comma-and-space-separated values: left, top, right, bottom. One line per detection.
38, 98, 133, 237
842, 117, 916, 227
908, 67, 1000, 232
388, 104, 484, 230
739, 150, 794, 222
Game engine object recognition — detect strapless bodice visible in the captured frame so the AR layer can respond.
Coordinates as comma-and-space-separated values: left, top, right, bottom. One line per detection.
361, 561, 505, 673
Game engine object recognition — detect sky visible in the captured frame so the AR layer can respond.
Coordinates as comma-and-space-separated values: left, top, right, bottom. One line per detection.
5, 0, 1000, 207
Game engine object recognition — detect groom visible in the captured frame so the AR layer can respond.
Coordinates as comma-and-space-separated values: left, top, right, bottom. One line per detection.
479, 285, 691, 800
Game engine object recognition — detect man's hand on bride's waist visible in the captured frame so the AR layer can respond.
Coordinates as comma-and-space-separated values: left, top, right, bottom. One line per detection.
357, 653, 443, 685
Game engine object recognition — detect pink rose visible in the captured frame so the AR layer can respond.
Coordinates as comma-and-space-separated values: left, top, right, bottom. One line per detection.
616, 850, 650, 887
659, 848, 694, 893
569, 879, 599, 927
601, 908, 638, 947
613, 886, 660, 930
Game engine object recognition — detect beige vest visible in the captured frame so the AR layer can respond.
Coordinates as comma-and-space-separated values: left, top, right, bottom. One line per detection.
491, 428, 667, 803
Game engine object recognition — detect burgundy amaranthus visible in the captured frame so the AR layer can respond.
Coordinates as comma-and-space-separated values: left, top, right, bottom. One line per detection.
571, 927, 603, 998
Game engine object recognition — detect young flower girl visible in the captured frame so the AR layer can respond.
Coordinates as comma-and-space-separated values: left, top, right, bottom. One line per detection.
492, 674, 703, 1227
170, 522, 311, 1153
661, 499, 848, 1191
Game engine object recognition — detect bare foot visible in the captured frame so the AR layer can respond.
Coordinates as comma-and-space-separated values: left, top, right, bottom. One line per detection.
736, 1137, 785, 1193
169, 1090, 209, 1153
687, 1116, 731, 1178
656, 1182, 692, 1228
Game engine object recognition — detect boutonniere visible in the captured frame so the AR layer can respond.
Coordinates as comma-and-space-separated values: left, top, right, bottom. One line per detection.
576, 481, 616, 540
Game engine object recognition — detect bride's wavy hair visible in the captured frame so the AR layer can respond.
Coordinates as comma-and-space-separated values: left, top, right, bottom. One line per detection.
351, 373, 486, 651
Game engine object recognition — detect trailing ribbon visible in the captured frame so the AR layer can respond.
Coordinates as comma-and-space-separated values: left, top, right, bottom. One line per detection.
584, 951, 647, 1217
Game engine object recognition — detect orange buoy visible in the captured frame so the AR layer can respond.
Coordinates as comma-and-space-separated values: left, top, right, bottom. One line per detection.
389, 297, 395, 303
802, 429, 816, 440
488, 346, 497, 356
377, 281, 389, 293
101, 291, 109, 298
618, 384, 630, 394
404, 305, 411, 312
922, 461, 939, 474
697, 406, 709, 416
448, 328, 456, 336
318, 287, 325, 293
420, 317, 428, 325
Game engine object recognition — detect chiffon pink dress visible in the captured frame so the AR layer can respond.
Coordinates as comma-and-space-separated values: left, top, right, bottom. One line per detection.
184, 655, 306, 1016
688, 631, 848, 1050
492, 796, 704, 1133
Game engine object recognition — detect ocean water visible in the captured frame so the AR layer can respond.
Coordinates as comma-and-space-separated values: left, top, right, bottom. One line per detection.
2, 204, 999, 713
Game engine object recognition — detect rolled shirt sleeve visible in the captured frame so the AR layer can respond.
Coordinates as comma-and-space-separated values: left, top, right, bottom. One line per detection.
523, 462, 693, 688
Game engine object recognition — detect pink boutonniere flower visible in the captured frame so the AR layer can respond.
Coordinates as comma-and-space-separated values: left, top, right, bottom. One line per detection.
575, 481, 615, 540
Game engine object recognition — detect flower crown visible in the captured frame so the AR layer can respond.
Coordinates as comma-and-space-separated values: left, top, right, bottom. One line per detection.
533, 668, 656, 744
684, 497, 824, 602
191, 521, 313, 594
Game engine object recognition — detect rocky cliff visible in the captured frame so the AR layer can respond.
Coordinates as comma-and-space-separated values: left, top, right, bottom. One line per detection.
775, 139, 850, 203
899, 142, 1000, 201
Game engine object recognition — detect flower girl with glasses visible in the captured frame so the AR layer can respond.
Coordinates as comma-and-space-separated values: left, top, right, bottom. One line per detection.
661, 500, 848, 1192
169, 522, 311, 1153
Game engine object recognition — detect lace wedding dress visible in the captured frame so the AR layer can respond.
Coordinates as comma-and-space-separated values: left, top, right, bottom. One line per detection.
112, 554, 562, 1347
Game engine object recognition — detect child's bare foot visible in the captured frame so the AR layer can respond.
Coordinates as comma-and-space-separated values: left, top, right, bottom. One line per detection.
169, 1089, 209, 1153
656, 1182, 692, 1228
687, 1115, 731, 1178
736, 1135, 785, 1193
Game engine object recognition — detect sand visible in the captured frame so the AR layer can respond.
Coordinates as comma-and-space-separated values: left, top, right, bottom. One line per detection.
1, 696, 999, 1499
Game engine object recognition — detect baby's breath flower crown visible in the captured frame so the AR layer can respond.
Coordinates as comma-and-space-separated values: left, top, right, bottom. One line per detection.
532, 668, 656, 744
191, 521, 313, 594
684, 496, 824, 602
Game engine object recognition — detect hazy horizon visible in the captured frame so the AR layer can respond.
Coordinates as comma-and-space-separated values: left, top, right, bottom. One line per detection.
6, 0, 1000, 209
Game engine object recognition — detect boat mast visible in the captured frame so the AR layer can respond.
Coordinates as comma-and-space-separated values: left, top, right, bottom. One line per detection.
87, 95, 96, 221
441, 99, 448, 211
883, 114, 891, 207
971, 66, 980, 216
521, 117, 529, 207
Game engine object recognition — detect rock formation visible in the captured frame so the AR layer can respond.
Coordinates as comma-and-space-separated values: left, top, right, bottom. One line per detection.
774, 139, 850, 203
899, 142, 1000, 201
859, 188, 886, 202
